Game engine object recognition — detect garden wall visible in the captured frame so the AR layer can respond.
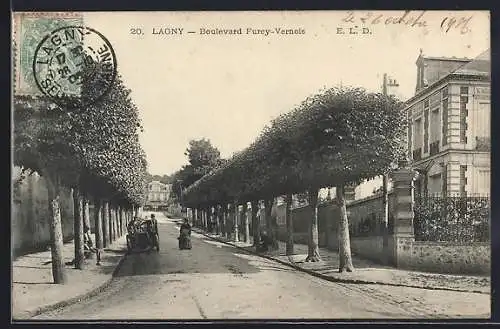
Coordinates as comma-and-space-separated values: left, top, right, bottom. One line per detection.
270, 189, 490, 274
12, 167, 74, 258
396, 238, 490, 275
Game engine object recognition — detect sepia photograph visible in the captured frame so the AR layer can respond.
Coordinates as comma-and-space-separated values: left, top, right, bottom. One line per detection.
11, 10, 491, 320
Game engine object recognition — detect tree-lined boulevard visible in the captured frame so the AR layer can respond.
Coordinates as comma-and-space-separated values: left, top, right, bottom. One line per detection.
33, 212, 489, 320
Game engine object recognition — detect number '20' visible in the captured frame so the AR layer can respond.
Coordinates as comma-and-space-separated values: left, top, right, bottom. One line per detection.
130, 28, 143, 35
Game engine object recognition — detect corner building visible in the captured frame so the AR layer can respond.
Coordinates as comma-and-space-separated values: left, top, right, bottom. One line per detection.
406, 49, 490, 196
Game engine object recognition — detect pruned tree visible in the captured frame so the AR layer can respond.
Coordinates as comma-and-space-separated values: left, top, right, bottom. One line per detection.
13, 65, 148, 281
13, 96, 79, 283
183, 86, 406, 272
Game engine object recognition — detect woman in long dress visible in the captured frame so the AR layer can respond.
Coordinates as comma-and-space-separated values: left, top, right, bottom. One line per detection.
179, 218, 192, 249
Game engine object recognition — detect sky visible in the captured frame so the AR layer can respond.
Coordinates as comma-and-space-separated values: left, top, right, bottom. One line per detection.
78, 11, 490, 176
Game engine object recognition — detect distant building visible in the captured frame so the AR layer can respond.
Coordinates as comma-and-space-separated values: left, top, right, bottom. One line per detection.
144, 181, 171, 210
407, 49, 490, 196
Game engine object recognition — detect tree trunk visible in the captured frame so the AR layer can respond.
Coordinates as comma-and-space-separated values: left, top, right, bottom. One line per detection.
285, 194, 294, 256
264, 198, 278, 250
108, 203, 114, 243
382, 174, 390, 265
251, 201, 260, 247
215, 206, 220, 235
220, 205, 226, 237
271, 201, 279, 250
217, 205, 223, 235
118, 206, 123, 237
116, 206, 120, 237
233, 203, 239, 242
113, 206, 118, 240
46, 174, 67, 284
94, 199, 103, 265
227, 204, 233, 239
336, 184, 354, 272
123, 208, 126, 235
102, 201, 109, 248
306, 188, 321, 262
243, 203, 250, 243
73, 188, 85, 269
83, 195, 91, 233
83, 195, 93, 259
114, 206, 118, 239
207, 208, 211, 232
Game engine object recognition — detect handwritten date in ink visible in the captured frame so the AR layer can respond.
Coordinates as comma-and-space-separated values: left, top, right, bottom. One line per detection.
341, 11, 473, 34
441, 15, 473, 34
342, 11, 427, 28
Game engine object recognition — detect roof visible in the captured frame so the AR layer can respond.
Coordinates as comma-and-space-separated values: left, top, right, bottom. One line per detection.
421, 56, 471, 62
407, 49, 490, 104
453, 49, 490, 76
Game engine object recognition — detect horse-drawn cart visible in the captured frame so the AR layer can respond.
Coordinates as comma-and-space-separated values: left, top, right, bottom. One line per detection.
126, 218, 159, 253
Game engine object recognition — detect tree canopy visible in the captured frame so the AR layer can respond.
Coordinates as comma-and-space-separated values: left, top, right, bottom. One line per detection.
13, 66, 148, 207
183, 86, 406, 207
170, 139, 224, 204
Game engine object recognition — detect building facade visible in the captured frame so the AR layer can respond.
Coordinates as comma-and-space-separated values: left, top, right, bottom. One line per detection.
144, 181, 171, 210
406, 49, 490, 196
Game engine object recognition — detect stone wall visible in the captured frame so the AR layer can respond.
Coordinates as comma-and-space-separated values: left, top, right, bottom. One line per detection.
12, 167, 74, 258
272, 204, 311, 245
348, 236, 394, 264
396, 238, 490, 275
269, 187, 489, 274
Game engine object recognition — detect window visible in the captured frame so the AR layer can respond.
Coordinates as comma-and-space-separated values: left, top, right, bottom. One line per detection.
460, 87, 469, 144
413, 118, 422, 149
442, 87, 448, 99
429, 108, 440, 155
428, 174, 442, 196
412, 117, 423, 161
407, 123, 412, 155
424, 107, 429, 153
442, 164, 448, 196
476, 169, 490, 196
442, 87, 449, 146
460, 165, 467, 196
475, 102, 490, 150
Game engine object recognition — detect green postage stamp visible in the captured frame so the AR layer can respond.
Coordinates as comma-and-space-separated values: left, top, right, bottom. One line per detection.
13, 12, 84, 96
12, 12, 117, 108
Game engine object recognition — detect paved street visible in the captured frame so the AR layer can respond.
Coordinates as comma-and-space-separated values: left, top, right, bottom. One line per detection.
34, 213, 490, 320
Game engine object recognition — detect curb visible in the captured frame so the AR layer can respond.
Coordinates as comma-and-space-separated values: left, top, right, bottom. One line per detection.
195, 229, 489, 295
16, 245, 129, 320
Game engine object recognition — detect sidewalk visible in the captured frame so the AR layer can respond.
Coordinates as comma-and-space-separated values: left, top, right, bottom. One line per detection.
12, 234, 128, 320
194, 228, 490, 295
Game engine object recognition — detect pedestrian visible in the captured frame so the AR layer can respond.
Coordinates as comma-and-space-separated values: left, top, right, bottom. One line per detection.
150, 213, 158, 233
83, 225, 95, 260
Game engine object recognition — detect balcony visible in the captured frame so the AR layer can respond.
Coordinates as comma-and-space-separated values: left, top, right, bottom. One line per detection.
475, 137, 490, 151
412, 148, 422, 161
429, 141, 440, 156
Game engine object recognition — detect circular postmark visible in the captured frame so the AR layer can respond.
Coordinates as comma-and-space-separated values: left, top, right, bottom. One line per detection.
32, 25, 117, 109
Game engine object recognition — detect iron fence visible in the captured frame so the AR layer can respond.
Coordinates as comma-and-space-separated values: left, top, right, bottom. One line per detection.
413, 195, 490, 243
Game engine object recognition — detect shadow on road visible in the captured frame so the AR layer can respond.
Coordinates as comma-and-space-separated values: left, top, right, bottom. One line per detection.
113, 219, 299, 278
114, 243, 258, 277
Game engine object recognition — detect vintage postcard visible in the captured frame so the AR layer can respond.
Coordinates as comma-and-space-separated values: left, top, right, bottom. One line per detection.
12, 11, 491, 321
